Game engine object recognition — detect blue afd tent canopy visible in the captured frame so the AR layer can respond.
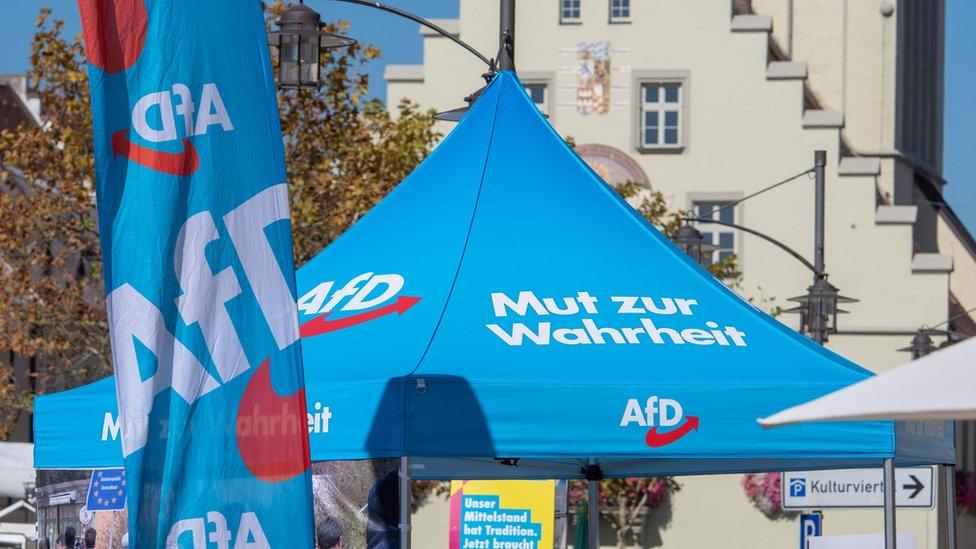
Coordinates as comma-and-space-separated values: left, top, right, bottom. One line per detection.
33, 72, 953, 478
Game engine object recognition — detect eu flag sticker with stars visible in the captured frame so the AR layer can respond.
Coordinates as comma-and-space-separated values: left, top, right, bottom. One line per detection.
86, 468, 126, 511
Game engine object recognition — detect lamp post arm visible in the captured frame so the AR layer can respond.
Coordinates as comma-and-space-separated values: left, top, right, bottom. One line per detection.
683, 217, 817, 274
834, 329, 921, 337
330, 0, 495, 69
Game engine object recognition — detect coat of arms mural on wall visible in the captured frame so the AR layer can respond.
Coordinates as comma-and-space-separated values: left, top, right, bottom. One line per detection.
576, 41, 611, 115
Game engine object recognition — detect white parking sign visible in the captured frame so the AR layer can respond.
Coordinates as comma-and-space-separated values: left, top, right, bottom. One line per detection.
782, 467, 933, 509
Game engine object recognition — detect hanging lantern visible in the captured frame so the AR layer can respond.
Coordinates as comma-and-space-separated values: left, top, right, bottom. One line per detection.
271, 3, 356, 90
785, 276, 857, 343
672, 222, 720, 266
898, 329, 937, 360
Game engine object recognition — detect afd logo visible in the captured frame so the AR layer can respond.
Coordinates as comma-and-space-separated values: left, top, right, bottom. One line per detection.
789, 477, 807, 497
620, 396, 700, 447
107, 186, 311, 484
297, 273, 421, 337
167, 510, 267, 549
113, 83, 233, 176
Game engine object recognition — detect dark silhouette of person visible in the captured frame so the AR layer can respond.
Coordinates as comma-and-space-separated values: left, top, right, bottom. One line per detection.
84, 528, 96, 549
63, 526, 76, 549
316, 516, 343, 549
366, 469, 400, 549
363, 376, 494, 549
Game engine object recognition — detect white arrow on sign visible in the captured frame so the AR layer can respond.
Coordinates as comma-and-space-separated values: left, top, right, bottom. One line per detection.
781, 467, 933, 509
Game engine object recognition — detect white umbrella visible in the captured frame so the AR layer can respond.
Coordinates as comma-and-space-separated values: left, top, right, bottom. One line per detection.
759, 337, 976, 426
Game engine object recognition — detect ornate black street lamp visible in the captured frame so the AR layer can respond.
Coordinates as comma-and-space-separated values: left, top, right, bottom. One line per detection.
673, 222, 718, 264
786, 151, 857, 344
786, 276, 857, 344
272, 0, 499, 96
898, 328, 938, 360
270, 3, 357, 89
682, 151, 857, 344
895, 323, 971, 360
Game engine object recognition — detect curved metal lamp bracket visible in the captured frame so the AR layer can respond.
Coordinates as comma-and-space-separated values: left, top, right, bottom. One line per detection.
331, 0, 496, 71
683, 217, 817, 274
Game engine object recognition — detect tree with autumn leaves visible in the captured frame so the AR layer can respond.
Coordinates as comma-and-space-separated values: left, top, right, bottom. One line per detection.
0, 11, 106, 436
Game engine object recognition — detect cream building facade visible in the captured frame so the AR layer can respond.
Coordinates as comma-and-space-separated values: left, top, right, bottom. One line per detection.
386, 1, 976, 547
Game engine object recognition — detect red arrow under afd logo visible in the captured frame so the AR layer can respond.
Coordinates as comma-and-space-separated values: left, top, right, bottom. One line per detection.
300, 295, 421, 338
644, 416, 699, 447
112, 129, 200, 176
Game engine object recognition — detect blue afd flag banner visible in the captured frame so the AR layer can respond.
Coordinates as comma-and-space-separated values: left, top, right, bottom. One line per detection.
78, 0, 313, 546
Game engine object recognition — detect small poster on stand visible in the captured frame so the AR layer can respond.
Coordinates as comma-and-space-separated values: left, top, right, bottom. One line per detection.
449, 480, 555, 549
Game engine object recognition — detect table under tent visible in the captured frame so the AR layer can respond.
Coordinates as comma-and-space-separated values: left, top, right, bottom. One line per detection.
34, 72, 954, 548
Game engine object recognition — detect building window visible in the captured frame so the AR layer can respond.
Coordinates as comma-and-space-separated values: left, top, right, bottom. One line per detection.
525, 83, 548, 114
693, 201, 737, 265
609, 0, 630, 22
560, 0, 581, 23
640, 82, 682, 148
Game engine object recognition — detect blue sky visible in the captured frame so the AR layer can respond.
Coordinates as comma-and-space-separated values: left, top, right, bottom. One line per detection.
2, 1, 974, 233
943, 0, 976, 232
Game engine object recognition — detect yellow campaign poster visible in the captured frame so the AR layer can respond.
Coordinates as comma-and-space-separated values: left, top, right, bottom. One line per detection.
449, 479, 555, 549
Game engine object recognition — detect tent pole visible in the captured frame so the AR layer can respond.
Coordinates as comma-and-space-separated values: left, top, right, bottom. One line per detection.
400, 456, 412, 549
884, 458, 897, 549
587, 477, 599, 549
944, 465, 957, 549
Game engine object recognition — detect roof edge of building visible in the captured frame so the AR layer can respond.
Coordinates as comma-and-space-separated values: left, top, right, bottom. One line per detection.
912, 253, 954, 273
730, 14, 772, 32
420, 19, 460, 37
384, 64, 424, 83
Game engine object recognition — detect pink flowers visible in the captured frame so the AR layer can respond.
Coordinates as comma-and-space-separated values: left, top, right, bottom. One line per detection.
568, 477, 676, 510
741, 472, 794, 519
568, 477, 680, 546
645, 478, 671, 508
956, 470, 976, 512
